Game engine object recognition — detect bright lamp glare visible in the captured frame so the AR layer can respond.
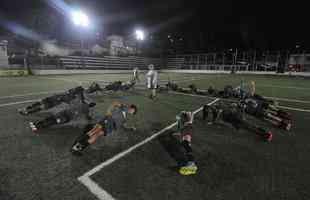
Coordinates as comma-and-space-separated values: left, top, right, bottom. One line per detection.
71, 11, 89, 27
135, 30, 145, 41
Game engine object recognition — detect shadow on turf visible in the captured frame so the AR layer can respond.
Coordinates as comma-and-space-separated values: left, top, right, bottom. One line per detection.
0, 167, 16, 200
38, 126, 84, 152
157, 131, 188, 171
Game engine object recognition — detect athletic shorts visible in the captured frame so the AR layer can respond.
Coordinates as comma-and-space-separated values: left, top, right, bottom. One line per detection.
98, 117, 116, 136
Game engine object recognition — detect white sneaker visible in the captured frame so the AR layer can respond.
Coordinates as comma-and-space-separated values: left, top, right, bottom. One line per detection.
29, 122, 38, 133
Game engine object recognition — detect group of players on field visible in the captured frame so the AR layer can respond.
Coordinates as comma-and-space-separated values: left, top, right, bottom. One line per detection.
17, 65, 292, 176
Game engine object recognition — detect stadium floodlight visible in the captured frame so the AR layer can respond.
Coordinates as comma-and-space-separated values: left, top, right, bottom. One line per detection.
71, 10, 90, 27
135, 29, 145, 41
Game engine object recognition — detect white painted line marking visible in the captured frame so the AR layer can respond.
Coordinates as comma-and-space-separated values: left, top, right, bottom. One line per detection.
78, 98, 220, 200
171, 91, 310, 113
265, 96, 310, 104
170, 86, 310, 104
0, 99, 38, 108
39, 77, 83, 85
0, 77, 205, 108
278, 105, 310, 113
80, 122, 178, 178
259, 84, 310, 90
78, 176, 116, 200
0, 90, 64, 100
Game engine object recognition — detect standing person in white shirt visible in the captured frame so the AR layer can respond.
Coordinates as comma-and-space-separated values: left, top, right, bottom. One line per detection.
146, 64, 158, 100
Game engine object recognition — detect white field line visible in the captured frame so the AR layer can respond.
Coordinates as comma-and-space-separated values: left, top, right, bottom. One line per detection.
0, 90, 64, 100
0, 99, 38, 108
79, 176, 115, 200
278, 105, 310, 113
170, 91, 310, 113
259, 84, 310, 90
78, 98, 220, 200
170, 85, 310, 105
39, 77, 83, 85
0, 77, 309, 109
0, 76, 206, 108
54, 76, 206, 85
265, 96, 310, 104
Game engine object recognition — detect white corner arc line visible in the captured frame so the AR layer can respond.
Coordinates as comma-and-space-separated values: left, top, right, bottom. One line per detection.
78, 98, 220, 200
78, 176, 116, 200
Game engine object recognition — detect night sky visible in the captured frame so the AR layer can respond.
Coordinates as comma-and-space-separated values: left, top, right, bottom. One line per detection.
0, 0, 309, 50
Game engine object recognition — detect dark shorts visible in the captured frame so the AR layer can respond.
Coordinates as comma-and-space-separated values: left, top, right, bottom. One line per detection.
99, 117, 116, 136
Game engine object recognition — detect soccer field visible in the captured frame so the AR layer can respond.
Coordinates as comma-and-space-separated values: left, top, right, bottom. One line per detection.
1, 73, 310, 200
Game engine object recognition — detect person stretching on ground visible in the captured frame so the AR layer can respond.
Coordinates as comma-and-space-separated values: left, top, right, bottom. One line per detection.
71, 101, 138, 155
202, 102, 273, 142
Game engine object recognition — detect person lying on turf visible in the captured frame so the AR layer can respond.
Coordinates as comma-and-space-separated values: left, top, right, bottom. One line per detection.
175, 111, 198, 175
165, 81, 194, 94
18, 86, 86, 115
202, 102, 273, 142
71, 101, 138, 154
29, 100, 96, 133
104, 80, 136, 92
85, 82, 103, 94
188, 84, 210, 96
120, 80, 136, 91
239, 98, 292, 131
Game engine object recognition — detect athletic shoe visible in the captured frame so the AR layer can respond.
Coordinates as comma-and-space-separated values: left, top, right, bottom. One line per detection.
72, 143, 83, 152
18, 108, 28, 115
179, 162, 198, 176
279, 120, 292, 131
264, 131, 273, 142
29, 122, 38, 133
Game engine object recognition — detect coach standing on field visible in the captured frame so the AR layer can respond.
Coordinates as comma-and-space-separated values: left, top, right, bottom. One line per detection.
146, 64, 158, 100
